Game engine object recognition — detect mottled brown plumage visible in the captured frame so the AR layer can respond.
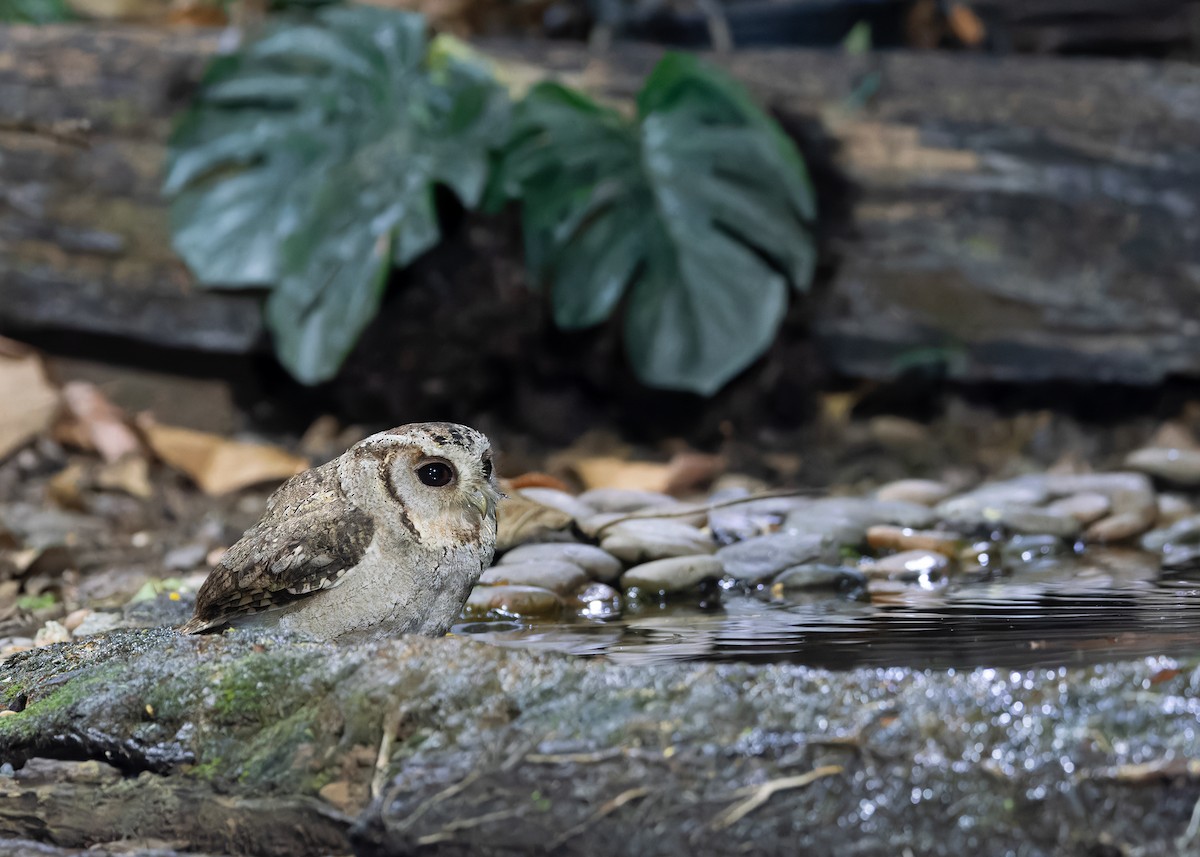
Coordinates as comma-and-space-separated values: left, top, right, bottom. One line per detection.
179, 422, 499, 641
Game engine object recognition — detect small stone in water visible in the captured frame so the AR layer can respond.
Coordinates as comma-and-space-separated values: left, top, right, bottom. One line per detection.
1157, 494, 1195, 526
479, 561, 589, 595
862, 550, 950, 582
571, 581, 622, 618
1042, 492, 1111, 525
1141, 514, 1200, 553
773, 564, 867, 593
781, 511, 866, 549
1000, 534, 1069, 567
997, 507, 1081, 539
600, 520, 715, 564
1085, 510, 1156, 543
1125, 447, 1200, 486
874, 479, 953, 506
716, 533, 825, 582
866, 525, 963, 557
464, 585, 563, 619
499, 542, 623, 582
621, 555, 724, 594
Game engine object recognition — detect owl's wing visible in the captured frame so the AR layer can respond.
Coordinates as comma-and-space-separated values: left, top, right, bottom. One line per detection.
179, 466, 376, 634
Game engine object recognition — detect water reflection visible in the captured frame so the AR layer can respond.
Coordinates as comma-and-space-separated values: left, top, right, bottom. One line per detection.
455, 551, 1200, 670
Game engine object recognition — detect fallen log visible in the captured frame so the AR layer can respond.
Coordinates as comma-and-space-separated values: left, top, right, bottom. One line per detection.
2, 26, 1199, 400
1, 629, 1199, 857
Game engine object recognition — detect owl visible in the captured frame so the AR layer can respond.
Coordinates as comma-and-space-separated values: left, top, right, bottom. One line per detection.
178, 422, 500, 642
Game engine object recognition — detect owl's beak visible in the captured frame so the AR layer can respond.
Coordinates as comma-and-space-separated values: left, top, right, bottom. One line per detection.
468, 485, 497, 521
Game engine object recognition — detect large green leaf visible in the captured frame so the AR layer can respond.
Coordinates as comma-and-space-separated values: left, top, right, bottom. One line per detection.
494, 53, 816, 395
165, 8, 508, 384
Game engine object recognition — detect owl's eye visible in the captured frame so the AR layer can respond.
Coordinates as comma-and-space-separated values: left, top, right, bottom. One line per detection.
482, 457, 493, 479
416, 461, 455, 487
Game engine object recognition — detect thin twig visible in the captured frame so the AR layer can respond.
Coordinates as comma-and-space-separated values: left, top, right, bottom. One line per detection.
547, 786, 652, 851
416, 807, 528, 845
585, 488, 824, 540
372, 707, 404, 800
711, 766, 843, 830
385, 769, 485, 834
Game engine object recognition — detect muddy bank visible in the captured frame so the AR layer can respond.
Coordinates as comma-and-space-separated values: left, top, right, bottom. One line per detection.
2, 629, 1198, 856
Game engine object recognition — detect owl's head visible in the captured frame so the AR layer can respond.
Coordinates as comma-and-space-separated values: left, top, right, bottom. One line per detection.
338, 422, 500, 549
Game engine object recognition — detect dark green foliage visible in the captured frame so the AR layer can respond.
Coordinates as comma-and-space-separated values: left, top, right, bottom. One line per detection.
164, 8, 506, 383
0, 0, 71, 23
166, 10, 816, 394
492, 54, 816, 394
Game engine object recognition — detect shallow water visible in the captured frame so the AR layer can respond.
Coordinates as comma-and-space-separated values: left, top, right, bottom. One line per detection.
456, 551, 1200, 669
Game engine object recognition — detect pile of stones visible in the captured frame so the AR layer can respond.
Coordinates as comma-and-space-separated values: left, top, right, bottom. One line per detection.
466, 454, 1200, 622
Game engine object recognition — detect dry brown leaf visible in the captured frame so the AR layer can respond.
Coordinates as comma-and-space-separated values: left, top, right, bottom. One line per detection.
496, 487, 574, 552
507, 472, 574, 493
0, 339, 61, 463
947, 2, 986, 47
58, 381, 144, 463
47, 464, 88, 511
95, 455, 154, 499
573, 457, 673, 493
139, 417, 307, 495
664, 452, 725, 496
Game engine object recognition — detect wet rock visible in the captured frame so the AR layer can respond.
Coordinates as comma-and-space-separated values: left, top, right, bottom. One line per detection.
514, 488, 594, 521
873, 479, 953, 506
1126, 447, 1200, 485
1141, 515, 1200, 553
571, 582, 622, 618
478, 561, 589, 595
862, 549, 950, 582
772, 564, 867, 593
1085, 509, 1157, 543
866, 525, 963, 557
1160, 544, 1200, 575
706, 490, 791, 545
1000, 534, 1070, 567
576, 488, 679, 514
1041, 472, 1152, 498
715, 533, 825, 582
498, 543, 623, 583
997, 507, 1081, 539
600, 520, 715, 564
1157, 494, 1195, 526
1042, 492, 1111, 525
620, 555, 724, 593
464, 585, 563, 619
811, 498, 937, 529
936, 479, 1050, 525
496, 492, 575, 551
780, 510, 866, 548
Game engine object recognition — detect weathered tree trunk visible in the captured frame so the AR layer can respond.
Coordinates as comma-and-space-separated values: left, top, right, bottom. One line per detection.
2, 630, 1199, 857
2, 26, 1200, 405
0, 26, 260, 354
